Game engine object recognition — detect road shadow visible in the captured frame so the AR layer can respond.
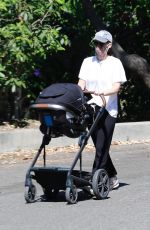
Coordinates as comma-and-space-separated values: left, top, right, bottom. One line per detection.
31, 182, 129, 204
37, 190, 93, 203
119, 182, 130, 188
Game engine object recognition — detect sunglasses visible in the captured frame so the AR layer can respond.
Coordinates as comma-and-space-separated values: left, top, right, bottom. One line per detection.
93, 41, 105, 48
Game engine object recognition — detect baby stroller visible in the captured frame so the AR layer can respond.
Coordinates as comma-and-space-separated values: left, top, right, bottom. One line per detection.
24, 83, 110, 204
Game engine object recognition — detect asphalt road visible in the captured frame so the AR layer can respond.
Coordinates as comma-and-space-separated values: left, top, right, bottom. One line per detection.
0, 142, 150, 230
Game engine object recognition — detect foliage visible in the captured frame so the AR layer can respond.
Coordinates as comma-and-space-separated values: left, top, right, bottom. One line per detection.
92, 0, 150, 61
0, 0, 71, 97
0, 0, 150, 121
118, 78, 150, 122
91, 0, 150, 121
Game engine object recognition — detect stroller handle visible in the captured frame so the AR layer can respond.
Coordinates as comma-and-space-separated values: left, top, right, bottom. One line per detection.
83, 90, 106, 107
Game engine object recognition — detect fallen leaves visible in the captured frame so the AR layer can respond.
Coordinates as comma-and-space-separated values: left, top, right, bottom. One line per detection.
0, 140, 150, 166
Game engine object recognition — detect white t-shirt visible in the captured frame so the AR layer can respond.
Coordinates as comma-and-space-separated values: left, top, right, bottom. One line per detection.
78, 55, 127, 117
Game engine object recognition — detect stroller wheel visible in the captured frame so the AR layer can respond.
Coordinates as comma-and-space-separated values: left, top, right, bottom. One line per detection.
24, 184, 37, 203
65, 186, 78, 204
43, 188, 59, 199
92, 169, 110, 199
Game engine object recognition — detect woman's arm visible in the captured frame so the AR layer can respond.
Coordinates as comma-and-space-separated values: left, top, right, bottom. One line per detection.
78, 79, 86, 90
95, 82, 121, 96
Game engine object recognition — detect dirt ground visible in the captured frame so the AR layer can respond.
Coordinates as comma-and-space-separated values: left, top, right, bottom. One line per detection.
1, 139, 150, 166
0, 144, 94, 166
0, 119, 40, 131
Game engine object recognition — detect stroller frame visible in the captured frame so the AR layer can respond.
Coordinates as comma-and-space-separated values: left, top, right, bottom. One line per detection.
24, 93, 110, 204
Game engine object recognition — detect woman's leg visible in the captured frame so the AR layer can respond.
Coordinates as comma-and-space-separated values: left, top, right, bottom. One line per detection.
91, 110, 117, 177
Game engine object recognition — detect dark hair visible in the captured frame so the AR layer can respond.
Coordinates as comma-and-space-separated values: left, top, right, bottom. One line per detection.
107, 47, 113, 55
106, 41, 113, 55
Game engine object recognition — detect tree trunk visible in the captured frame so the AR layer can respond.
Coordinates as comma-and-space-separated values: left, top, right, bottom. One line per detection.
82, 0, 150, 90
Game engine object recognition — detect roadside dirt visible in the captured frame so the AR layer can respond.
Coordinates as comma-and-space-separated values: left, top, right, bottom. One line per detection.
0, 144, 94, 166
0, 119, 40, 131
0, 140, 150, 166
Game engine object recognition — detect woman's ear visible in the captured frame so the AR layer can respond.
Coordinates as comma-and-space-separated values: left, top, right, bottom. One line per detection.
107, 42, 112, 50
105, 42, 112, 53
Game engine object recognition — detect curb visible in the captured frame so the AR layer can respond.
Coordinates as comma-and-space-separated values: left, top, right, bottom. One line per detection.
0, 121, 150, 153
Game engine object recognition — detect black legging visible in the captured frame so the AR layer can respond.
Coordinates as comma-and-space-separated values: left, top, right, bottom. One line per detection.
91, 107, 117, 177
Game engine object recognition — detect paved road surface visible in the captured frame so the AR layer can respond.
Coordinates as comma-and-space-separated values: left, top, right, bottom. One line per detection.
0, 142, 150, 230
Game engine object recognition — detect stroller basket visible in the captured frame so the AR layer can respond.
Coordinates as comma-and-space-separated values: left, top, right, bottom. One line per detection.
24, 83, 110, 204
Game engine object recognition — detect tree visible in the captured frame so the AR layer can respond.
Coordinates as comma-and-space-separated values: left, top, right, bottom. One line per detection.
0, 0, 149, 121
0, 0, 71, 118
81, 0, 150, 121
82, 0, 150, 89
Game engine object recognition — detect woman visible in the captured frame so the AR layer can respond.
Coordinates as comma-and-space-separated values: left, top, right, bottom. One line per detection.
78, 30, 127, 190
